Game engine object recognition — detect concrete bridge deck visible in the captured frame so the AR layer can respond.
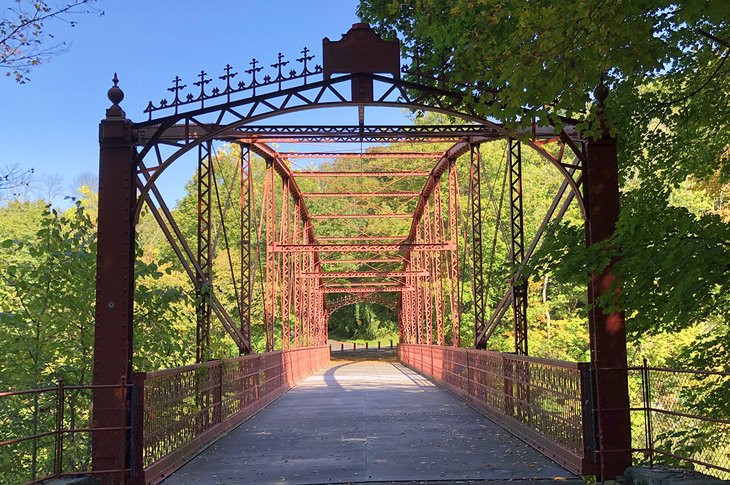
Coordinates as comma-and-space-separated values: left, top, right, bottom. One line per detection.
164, 360, 581, 484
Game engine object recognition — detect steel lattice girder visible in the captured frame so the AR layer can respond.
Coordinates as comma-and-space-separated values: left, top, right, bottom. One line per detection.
509, 138, 528, 355
196, 141, 213, 362
285, 152, 442, 159
293, 170, 429, 177
469, 145, 487, 348
272, 243, 452, 253
239, 144, 252, 353
300, 271, 427, 278
301, 191, 420, 198
318, 287, 409, 294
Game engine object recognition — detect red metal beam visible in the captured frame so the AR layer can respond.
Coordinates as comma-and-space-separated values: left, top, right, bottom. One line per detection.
317, 236, 407, 242
301, 270, 427, 278
319, 258, 404, 264
272, 243, 452, 253
292, 170, 429, 177
309, 213, 413, 220
285, 152, 441, 159
302, 191, 420, 198
318, 287, 408, 294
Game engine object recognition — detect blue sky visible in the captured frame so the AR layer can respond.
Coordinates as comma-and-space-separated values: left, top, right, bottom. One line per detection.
1, 0, 409, 206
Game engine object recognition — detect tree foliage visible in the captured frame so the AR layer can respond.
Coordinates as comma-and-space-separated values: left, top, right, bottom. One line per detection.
1, 0, 101, 83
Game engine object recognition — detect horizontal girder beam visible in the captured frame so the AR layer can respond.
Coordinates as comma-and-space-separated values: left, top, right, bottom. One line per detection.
302, 191, 420, 198
293, 171, 429, 177
309, 213, 413, 220
317, 236, 407, 242
272, 243, 452, 253
319, 258, 404, 264
317, 287, 408, 294
284, 152, 441, 159
301, 270, 427, 278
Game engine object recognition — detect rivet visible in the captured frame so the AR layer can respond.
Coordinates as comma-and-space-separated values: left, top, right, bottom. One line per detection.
108, 301, 115, 309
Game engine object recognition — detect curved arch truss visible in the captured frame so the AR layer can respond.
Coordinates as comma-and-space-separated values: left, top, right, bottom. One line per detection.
93, 22, 632, 479
121, 23, 590, 359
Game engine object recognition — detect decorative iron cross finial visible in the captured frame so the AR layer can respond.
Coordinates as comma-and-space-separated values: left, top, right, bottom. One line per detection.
167, 76, 187, 113
194, 70, 211, 107
219, 64, 238, 101
297, 46, 315, 84
271, 52, 289, 89
245, 58, 264, 94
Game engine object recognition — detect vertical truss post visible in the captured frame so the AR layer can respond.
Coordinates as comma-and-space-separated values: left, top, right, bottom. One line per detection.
509, 139, 528, 355
303, 225, 312, 346
264, 159, 276, 352
280, 179, 291, 350
585, 96, 631, 479
447, 159, 461, 347
292, 202, 301, 348
239, 144, 252, 354
196, 141, 213, 363
423, 204, 434, 345
470, 145, 486, 348
93, 87, 133, 480
433, 180, 445, 346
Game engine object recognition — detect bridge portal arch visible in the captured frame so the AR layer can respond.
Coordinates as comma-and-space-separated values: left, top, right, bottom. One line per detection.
93, 22, 630, 480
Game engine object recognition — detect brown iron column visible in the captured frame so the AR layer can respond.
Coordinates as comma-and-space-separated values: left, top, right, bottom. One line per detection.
509, 139, 528, 355
470, 145, 486, 348
239, 144, 252, 353
196, 141, 213, 363
92, 76, 134, 482
585, 84, 631, 480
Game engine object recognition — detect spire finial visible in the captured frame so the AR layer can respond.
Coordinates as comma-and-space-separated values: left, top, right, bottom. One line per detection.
106, 72, 126, 118
593, 73, 609, 104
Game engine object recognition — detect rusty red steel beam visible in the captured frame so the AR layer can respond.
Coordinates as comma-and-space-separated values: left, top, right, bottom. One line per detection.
319, 258, 404, 264
322, 281, 403, 287
317, 287, 408, 294
301, 270, 427, 278
309, 213, 413, 220
292, 171, 429, 177
301, 191, 420, 198
317, 236, 407, 242
272, 243, 452, 253
284, 152, 442, 159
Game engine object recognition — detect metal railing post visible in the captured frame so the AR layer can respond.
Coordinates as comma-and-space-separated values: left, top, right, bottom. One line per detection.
54, 378, 65, 478
642, 358, 654, 467
131, 372, 146, 484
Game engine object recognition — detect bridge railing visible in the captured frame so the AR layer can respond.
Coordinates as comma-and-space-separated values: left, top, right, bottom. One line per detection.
135, 345, 330, 484
0, 379, 130, 485
628, 363, 730, 479
398, 344, 595, 475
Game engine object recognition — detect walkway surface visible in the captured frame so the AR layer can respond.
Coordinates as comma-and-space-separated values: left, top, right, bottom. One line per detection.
164, 360, 581, 484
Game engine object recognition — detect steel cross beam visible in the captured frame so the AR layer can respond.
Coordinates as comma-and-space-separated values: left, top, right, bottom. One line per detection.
293, 170, 429, 177
309, 213, 413, 220
272, 243, 451, 253
284, 152, 442, 159
301, 191, 420, 198
319, 258, 404, 264
318, 287, 408, 294
317, 236, 407, 242
301, 271, 427, 278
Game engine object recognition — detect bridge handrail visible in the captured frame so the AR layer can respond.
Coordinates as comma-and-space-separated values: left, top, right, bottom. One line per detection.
135, 346, 330, 484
